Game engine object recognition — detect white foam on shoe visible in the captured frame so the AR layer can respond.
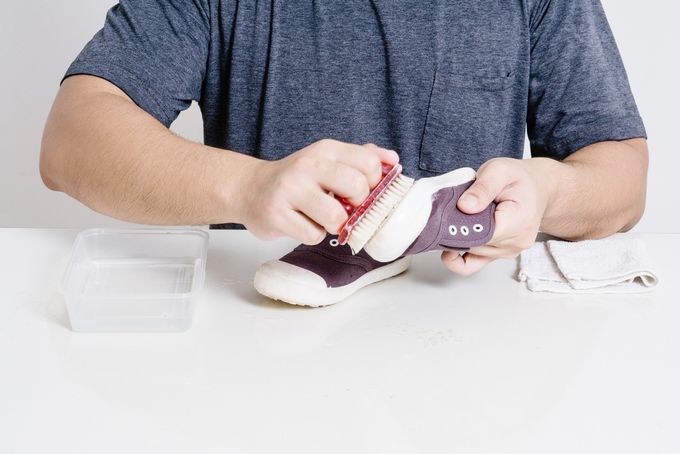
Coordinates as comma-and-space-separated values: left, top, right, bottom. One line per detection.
347, 174, 415, 253
364, 167, 477, 262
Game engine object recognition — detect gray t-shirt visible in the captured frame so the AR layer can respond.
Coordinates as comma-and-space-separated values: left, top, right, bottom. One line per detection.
65, 0, 645, 178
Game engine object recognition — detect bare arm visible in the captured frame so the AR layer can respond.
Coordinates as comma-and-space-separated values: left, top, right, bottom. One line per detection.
532, 138, 648, 240
40, 75, 398, 243
40, 75, 255, 225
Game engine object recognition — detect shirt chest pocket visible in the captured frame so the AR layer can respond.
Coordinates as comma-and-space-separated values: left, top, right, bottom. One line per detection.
419, 69, 515, 173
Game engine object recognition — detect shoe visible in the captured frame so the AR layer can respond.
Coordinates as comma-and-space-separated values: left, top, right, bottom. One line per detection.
363, 167, 495, 262
254, 235, 411, 307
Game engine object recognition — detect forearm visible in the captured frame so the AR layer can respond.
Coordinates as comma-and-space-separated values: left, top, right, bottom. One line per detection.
41, 76, 256, 225
526, 139, 648, 240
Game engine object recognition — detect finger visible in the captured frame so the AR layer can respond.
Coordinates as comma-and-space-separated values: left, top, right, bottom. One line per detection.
323, 141, 390, 188
281, 210, 327, 245
292, 187, 349, 234
467, 244, 519, 260
441, 251, 495, 276
486, 200, 520, 243
315, 163, 371, 206
363, 143, 400, 166
458, 160, 513, 214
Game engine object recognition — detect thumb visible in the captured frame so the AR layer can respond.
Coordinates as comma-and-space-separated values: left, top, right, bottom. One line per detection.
457, 161, 508, 214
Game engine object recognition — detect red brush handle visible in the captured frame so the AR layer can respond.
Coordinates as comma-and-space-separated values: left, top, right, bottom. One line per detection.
336, 162, 403, 245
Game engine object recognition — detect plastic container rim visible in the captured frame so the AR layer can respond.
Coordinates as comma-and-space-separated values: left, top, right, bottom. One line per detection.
62, 227, 209, 299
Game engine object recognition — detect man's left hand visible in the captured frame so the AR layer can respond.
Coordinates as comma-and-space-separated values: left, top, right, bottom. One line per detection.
442, 157, 553, 275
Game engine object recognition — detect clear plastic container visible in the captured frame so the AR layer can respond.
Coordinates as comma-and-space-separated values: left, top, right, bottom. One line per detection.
63, 228, 208, 332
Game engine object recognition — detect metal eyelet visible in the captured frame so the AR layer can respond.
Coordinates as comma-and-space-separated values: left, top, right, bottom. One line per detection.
329, 239, 339, 247
473, 224, 483, 233
461, 226, 469, 236
448, 225, 457, 236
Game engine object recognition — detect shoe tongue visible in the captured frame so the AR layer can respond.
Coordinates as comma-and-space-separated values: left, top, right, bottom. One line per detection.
293, 235, 350, 254
293, 235, 389, 262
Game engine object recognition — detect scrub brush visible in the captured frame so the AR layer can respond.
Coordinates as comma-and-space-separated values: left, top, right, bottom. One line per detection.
336, 163, 495, 262
336, 163, 415, 253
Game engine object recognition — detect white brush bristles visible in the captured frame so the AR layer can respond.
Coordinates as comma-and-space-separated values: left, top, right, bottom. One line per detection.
347, 174, 415, 254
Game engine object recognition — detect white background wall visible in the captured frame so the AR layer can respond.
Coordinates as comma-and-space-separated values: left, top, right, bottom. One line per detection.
1, 1, 678, 231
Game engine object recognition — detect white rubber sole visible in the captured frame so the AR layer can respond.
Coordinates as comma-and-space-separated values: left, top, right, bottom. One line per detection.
253, 256, 412, 307
363, 167, 476, 262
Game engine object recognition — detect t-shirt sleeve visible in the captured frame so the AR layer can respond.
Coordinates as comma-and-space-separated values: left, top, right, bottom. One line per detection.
64, 0, 210, 127
527, 0, 646, 160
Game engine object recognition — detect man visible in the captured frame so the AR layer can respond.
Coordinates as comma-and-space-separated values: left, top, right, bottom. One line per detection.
40, 0, 647, 283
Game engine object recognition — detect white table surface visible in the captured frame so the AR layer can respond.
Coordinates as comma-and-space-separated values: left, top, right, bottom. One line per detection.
1, 229, 678, 454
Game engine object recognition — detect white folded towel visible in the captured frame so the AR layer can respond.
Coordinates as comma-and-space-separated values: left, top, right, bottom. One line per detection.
518, 234, 658, 293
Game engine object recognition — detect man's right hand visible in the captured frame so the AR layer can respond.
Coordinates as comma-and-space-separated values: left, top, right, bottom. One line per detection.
236, 139, 399, 245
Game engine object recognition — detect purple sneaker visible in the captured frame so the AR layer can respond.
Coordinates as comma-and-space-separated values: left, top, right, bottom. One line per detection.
364, 167, 495, 262
254, 236, 411, 307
